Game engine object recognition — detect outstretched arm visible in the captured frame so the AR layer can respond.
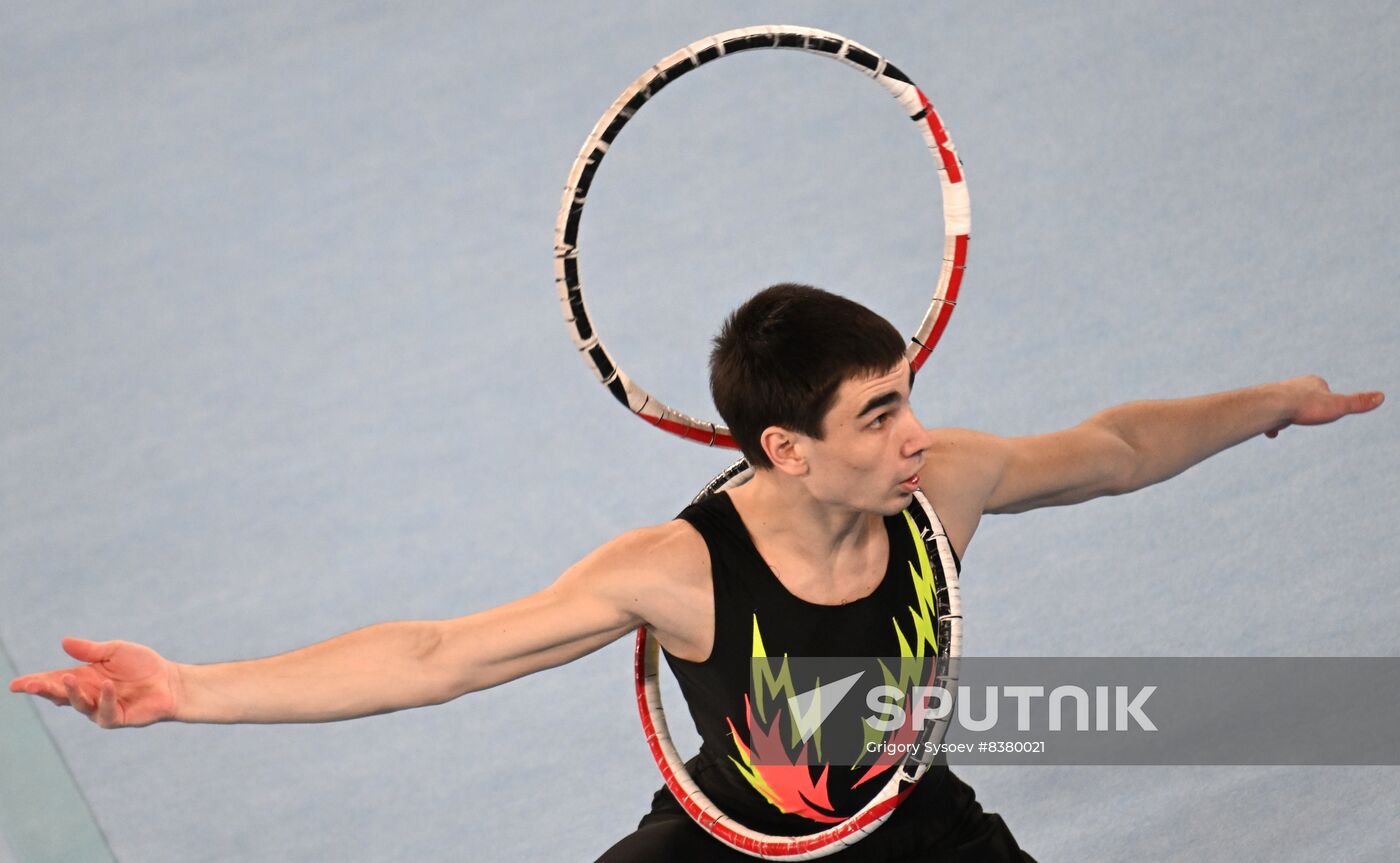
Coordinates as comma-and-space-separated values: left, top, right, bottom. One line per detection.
9, 522, 699, 727
930, 376, 1384, 519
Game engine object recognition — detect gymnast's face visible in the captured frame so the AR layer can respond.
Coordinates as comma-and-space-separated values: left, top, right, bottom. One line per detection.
798, 361, 927, 516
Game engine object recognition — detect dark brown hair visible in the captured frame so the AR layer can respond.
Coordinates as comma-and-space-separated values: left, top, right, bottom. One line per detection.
709, 283, 907, 469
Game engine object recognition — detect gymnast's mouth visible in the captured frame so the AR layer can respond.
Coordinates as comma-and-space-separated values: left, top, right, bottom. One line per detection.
898, 474, 920, 492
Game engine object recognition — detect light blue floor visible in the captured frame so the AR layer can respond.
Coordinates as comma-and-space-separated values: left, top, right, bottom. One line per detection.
3, 3, 1397, 860
0, 643, 112, 863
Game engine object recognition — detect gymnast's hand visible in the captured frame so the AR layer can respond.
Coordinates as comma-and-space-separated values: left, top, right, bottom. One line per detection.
1266, 375, 1386, 438
8, 637, 180, 728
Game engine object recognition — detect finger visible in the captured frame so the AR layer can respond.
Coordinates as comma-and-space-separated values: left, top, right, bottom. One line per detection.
12, 674, 57, 699
15, 678, 72, 707
95, 681, 119, 728
1351, 391, 1385, 413
63, 675, 96, 718
62, 637, 116, 665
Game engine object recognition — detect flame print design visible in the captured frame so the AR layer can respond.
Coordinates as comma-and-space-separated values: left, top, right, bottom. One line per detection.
727, 510, 942, 821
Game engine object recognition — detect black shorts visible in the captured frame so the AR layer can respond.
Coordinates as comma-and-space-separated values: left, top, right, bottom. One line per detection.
596, 767, 1036, 862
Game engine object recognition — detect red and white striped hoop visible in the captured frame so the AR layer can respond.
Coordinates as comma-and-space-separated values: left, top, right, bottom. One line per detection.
634, 461, 964, 859
554, 25, 970, 448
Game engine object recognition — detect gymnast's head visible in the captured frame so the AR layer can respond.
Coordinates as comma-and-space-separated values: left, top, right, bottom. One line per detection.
709, 283, 915, 473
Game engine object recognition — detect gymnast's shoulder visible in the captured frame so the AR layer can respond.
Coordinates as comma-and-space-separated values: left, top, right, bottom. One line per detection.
574, 518, 709, 582
552, 518, 712, 636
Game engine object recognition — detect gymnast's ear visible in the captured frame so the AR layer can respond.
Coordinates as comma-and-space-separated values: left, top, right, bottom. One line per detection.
760, 425, 808, 476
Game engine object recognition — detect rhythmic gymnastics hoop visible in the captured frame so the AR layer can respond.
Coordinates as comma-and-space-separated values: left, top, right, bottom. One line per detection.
634, 460, 964, 859
556, 25, 969, 858
553, 24, 970, 448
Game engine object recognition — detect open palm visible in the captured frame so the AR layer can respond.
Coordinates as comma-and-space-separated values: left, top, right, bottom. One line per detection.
8, 637, 180, 728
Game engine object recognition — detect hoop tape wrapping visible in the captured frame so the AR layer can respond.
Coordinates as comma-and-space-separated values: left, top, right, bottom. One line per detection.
633, 460, 964, 858
554, 25, 970, 448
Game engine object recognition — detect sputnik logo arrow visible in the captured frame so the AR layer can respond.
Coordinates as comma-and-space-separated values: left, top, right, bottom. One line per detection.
787, 671, 866, 744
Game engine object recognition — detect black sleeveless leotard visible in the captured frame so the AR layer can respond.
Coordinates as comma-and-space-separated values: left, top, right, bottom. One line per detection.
596, 492, 1036, 862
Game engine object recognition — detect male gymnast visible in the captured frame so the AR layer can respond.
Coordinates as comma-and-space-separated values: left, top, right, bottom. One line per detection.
10, 284, 1385, 860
